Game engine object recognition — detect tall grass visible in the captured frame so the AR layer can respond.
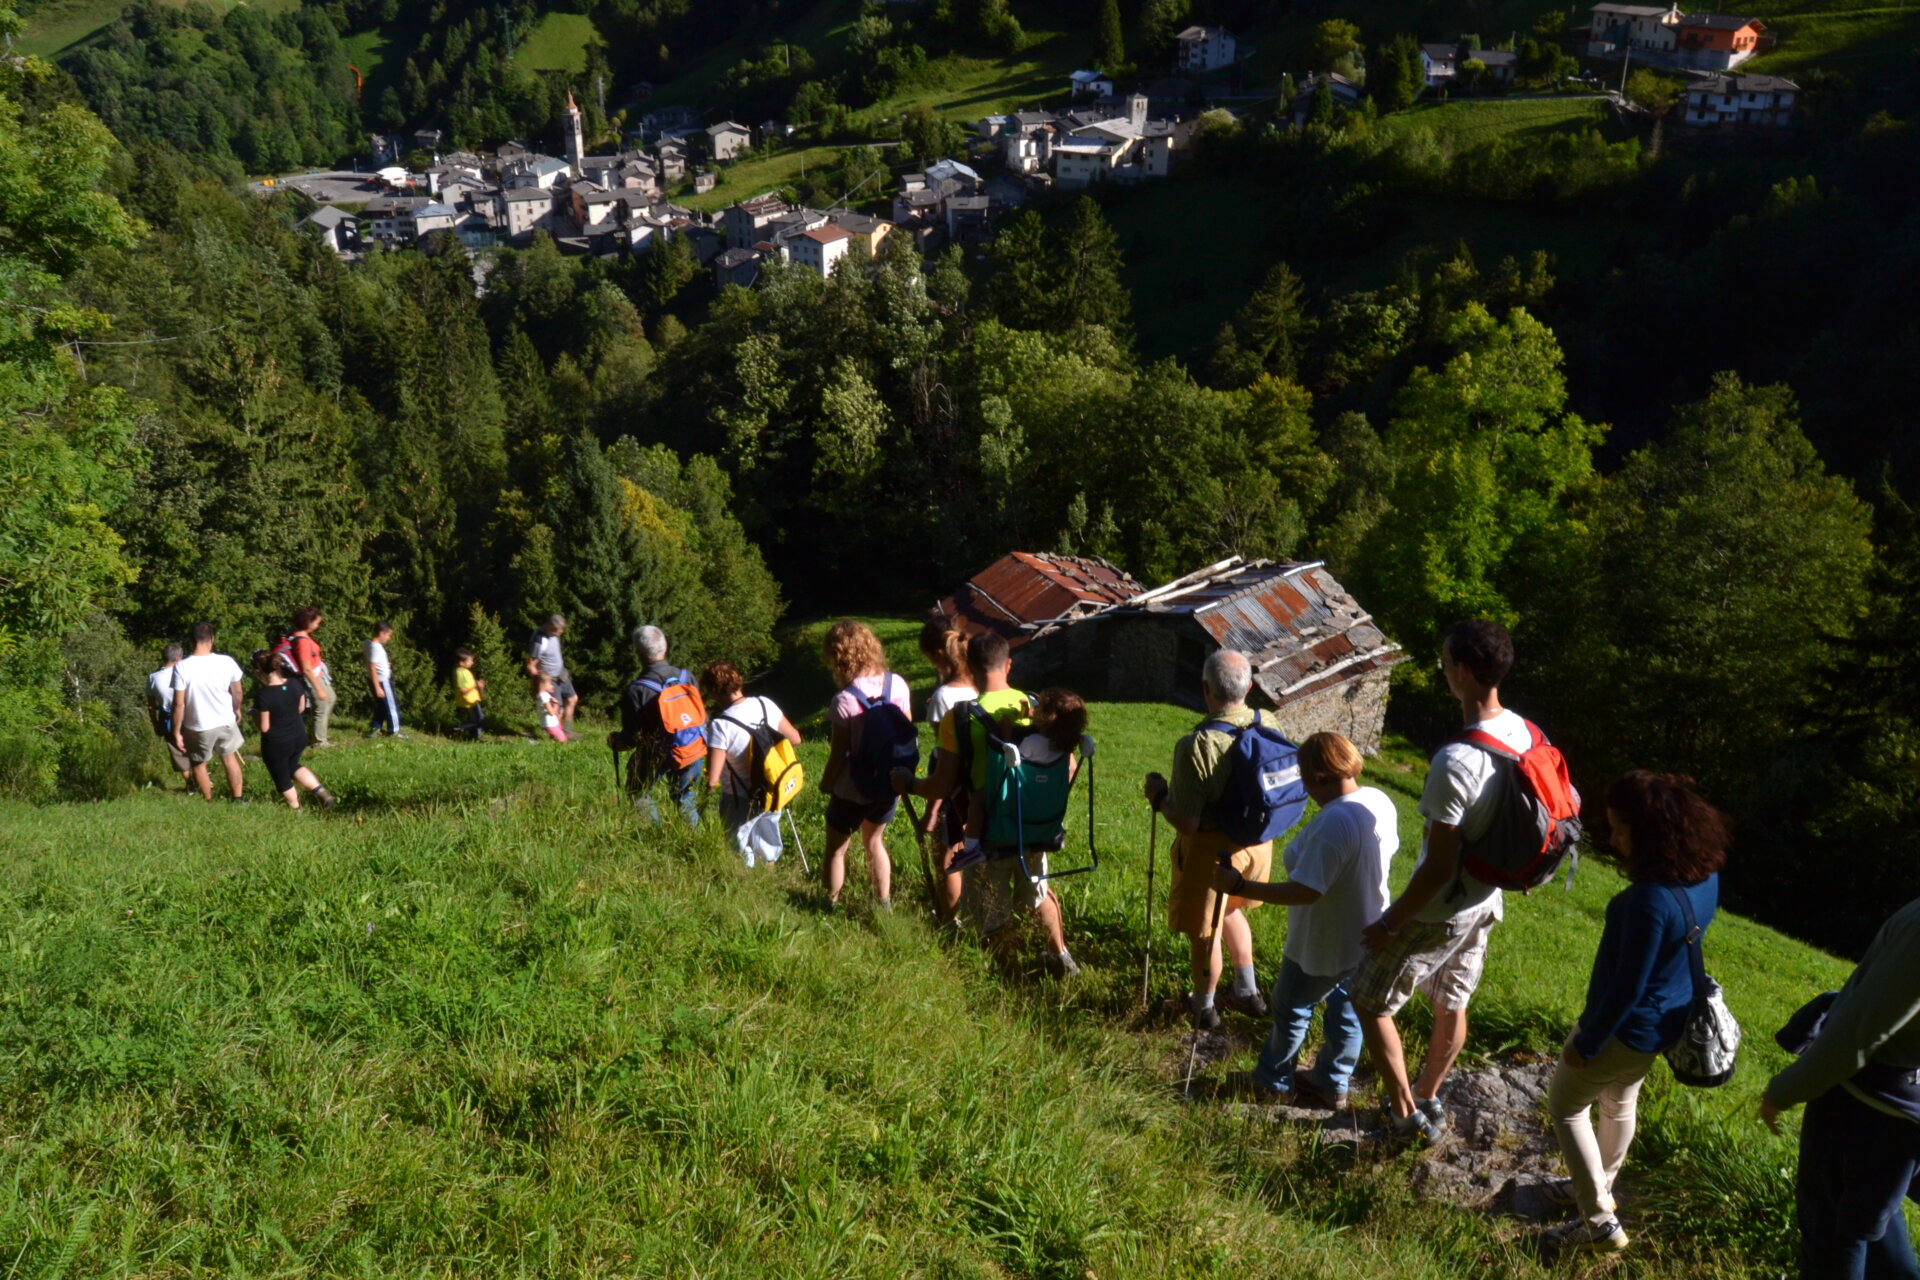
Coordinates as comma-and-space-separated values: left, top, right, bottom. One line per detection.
0, 626, 1861, 1275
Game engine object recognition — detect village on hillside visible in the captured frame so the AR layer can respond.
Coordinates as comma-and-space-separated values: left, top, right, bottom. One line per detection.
288, 7, 1801, 283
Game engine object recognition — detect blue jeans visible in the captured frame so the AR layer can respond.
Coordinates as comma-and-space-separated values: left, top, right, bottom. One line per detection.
633, 758, 704, 826
1252, 956, 1363, 1096
370, 681, 400, 734
1796, 1085, 1920, 1279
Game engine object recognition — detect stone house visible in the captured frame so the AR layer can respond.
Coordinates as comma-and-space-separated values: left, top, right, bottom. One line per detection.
932, 553, 1406, 752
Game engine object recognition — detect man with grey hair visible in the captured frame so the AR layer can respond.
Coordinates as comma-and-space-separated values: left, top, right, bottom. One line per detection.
608, 624, 704, 825
526, 613, 579, 735
1143, 648, 1273, 1030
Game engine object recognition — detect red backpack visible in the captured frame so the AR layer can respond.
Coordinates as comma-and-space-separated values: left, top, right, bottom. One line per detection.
1452, 718, 1583, 892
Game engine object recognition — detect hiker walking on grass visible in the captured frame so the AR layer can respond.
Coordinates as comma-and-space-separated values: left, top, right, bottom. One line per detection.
170, 621, 246, 802
820, 620, 913, 911
366, 621, 403, 738
701, 660, 801, 835
527, 614, 579, 736
1212, 731, 1398, 1109
284, 607, 334, 748
895, 636, 1080, 973
1764, 892, 1920, 1276
1539, 771, 1724, 1256
147, 643, 194, 791
1142, 649, 1273, 1031
251, 649, 336, 811
913, 618, 978, 918
1353, 619, 1569, 1141
609, 625, 705, 824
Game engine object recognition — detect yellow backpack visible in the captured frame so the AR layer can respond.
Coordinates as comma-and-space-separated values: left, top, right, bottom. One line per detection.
726, 700, 804, 813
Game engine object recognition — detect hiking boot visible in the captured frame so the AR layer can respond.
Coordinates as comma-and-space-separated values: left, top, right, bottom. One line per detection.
1416, 1095, 1449, 1135
1385, 1107, 1441, 1145
1188, 1003, 1222, 1031
1289, 1074, 1351, 1112
1049, 951, 1081, 978
1218, 987, 1270, 1019
1542, 1216, 1629, 1254
316, 790, 338, 812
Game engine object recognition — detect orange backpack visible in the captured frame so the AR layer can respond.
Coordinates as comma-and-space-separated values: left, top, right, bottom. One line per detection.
638, 669, 708, 769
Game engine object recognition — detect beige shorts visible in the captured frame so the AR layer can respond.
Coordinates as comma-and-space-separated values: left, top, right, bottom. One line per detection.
962, 853, 1049, 934
183, 723, 244, 765
1350, 904, 1499, 1016
1167, 828, 1271, 939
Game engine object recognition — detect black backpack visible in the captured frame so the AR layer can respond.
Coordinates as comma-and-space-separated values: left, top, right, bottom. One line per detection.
845, 673, 919, 803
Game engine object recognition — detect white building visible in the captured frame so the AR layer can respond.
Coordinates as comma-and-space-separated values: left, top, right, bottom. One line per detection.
1070, 70, 1115, 98
1174, 25, 1238, 73
1421, 43, 1459, 87
1587, 3, 1682, 55
503, 186, 557, 237
707, 120, 753, 162
785, 225, 852, 278
1682, 72, 1797, 125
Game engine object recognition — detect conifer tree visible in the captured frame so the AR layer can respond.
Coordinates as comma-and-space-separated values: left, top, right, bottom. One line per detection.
1055, 197, 1132, 342
1096, 0, 1125, 72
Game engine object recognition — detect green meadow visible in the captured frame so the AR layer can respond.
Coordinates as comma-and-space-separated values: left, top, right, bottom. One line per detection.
0, 618, 1881, 1276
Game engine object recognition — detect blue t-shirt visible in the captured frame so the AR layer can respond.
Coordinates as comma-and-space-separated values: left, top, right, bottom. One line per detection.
1573, 874, 1719, 1060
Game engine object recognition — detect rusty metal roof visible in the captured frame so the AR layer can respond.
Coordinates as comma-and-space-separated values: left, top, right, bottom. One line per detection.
1138, 558, 1407, 705
933, 553, 1143, 645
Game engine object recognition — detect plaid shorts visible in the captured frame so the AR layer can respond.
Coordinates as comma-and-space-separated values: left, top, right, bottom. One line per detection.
1349, 904, 1499, 1017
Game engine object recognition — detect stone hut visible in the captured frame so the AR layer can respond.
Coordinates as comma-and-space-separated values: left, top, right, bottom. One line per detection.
932, 553, 1405, 752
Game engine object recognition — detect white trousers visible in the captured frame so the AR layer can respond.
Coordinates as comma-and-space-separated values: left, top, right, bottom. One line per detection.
1546, 1036, 1659, 1223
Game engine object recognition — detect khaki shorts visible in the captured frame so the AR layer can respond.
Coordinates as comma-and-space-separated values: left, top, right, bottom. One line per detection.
1167, 828, 1271, 939
1349, 904, 1499, 1016
183, 723, 244, 766
963, 852, 1049, 934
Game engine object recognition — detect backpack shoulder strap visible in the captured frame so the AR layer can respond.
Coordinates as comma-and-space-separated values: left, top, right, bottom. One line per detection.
1199, 718, 1243, 738
1661, 884, 1708, 1000
1452, 727, 1523, 760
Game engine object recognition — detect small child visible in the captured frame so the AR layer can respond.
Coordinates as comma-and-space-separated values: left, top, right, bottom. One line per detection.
453, 648, 486, 739
960, 687, 1088, 854
535, 672, 570, 742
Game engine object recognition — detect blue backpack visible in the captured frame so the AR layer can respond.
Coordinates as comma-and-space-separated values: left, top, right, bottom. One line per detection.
1204, 712, 1309, 847
845, 674, 920, 804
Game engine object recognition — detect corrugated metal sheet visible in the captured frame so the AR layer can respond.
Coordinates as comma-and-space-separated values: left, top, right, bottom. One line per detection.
934, 553, 1143, 646
1147, 560, 1406, 706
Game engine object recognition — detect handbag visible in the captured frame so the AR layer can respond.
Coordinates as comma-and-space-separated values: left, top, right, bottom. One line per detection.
1662, 885, 1741, 1087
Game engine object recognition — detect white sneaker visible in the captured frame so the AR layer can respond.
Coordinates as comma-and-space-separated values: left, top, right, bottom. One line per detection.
1542, 1216, 1629, 1254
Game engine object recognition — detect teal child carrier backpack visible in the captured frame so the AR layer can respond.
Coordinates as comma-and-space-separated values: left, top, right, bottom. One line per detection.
966, 704, 1099, 882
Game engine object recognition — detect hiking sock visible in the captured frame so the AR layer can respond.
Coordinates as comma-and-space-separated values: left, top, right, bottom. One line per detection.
1188, 990, 1216, 1015
1233, 964, 1260, 997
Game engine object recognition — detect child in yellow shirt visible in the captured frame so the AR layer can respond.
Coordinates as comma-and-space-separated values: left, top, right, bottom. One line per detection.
453, 648, 486, 739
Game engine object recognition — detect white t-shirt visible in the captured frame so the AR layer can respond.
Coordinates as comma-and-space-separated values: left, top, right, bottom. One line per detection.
707, 696, 787, 796
365, 639, 391, 682
925, 682, 978, 731
146, 666, 174, 712
1413, 708, 1532, 924
1283, 786, 1400, 977
170, 652, 245, 732
530, 632, 566, 678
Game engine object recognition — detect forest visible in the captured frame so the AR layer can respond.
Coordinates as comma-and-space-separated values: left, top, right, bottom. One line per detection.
3, 0, 1918, 960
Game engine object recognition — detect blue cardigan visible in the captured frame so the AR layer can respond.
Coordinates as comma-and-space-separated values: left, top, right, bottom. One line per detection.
1572, 874, 1719, 1061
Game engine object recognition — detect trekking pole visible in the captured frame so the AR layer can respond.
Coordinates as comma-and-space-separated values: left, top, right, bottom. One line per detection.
1207, 849, 1235, 971
900, 793, 935, 913
1141, 803, 1158, 1008
610, 744, 622, 806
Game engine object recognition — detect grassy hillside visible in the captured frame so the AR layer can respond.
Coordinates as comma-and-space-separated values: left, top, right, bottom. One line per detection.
15, 0, 295, 55
519, 10, 597, 75
0, 615, 1885, 1275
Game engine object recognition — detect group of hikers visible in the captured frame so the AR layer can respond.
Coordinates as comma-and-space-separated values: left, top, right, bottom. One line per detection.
141, 607, 1919, 1272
